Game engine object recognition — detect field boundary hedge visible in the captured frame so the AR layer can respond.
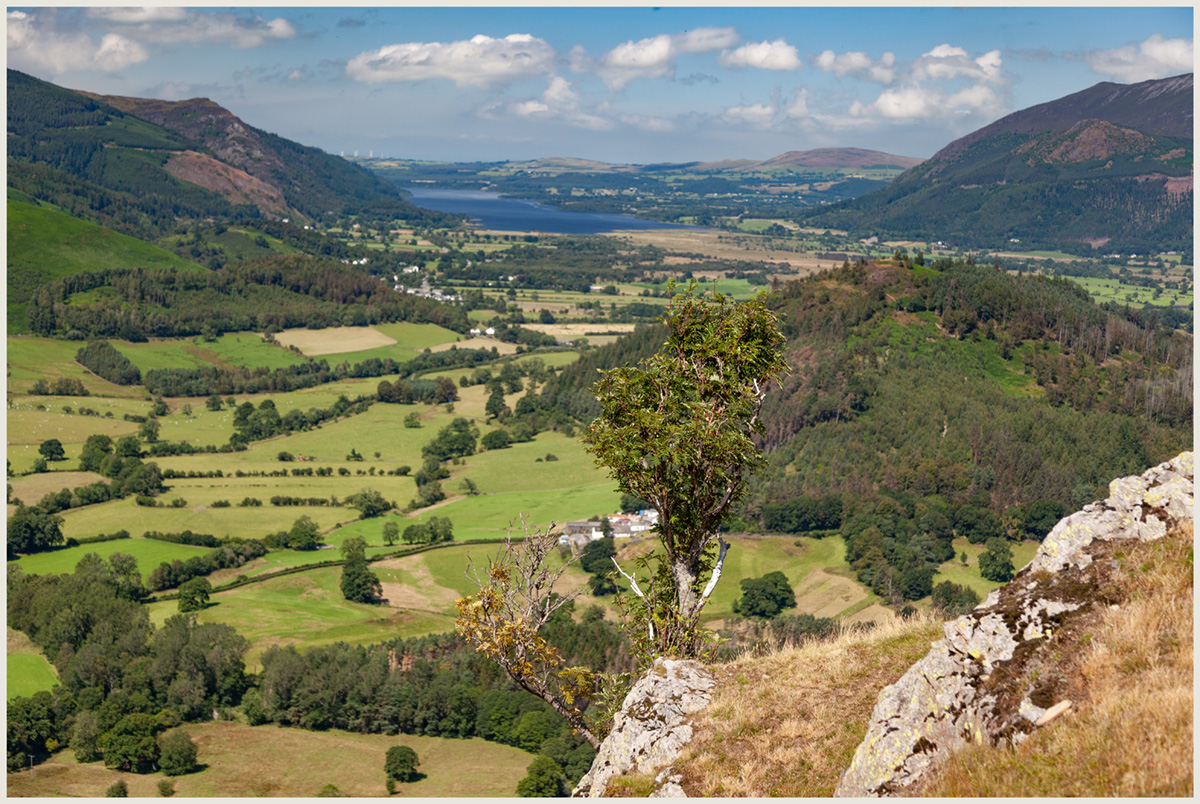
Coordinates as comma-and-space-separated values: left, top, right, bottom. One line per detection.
146, 536, 519, 602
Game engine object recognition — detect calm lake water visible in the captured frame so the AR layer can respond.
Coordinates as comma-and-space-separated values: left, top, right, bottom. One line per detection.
402, 186, 696, 235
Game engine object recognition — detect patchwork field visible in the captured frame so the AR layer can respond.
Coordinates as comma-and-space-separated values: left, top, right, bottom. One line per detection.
5, 723, 532, 797
114, 333, 307, 372
7, 627, 58, 700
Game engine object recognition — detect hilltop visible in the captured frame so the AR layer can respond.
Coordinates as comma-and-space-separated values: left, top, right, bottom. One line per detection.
6, 69, 460, 237
802, 73, 1194, 256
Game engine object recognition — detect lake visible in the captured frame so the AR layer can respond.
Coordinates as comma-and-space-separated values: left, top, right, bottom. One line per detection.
402, 186, 697, 235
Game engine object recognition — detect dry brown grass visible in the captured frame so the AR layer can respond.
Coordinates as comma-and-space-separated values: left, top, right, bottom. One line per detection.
671, 614, 944, 797
919, 522, 1193, 797
9, 471, 106, 506
274, 325, 396, 355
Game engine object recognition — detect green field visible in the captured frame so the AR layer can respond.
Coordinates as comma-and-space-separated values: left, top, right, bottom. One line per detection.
1067, 275, 1193, 309
932, 537, 1042, 598
6, 337, 145, 397
146, 564, 452, 668
7, 627, 59, 700
5, 722, 532, 798
10, 535, 215, 582
114, 333, 307, 373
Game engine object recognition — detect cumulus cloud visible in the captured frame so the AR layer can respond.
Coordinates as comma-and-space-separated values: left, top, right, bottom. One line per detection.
852, 81, 1003, 120
7, 7, 296, 74
504, 75, 614, 131
913, 44, 1003, 83
719, 39, 801, 71
7, 10, 149, 74
346, 33, 557, 88
814, 49, 896, 83
1082, 34, 1193, 83
580, 27, 740, 90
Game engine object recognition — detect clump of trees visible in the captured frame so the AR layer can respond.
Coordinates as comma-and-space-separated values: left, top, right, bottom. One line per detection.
732, 571, 796, 619
340, 537, 382, 604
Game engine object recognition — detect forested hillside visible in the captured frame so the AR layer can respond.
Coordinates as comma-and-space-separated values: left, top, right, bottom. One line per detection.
24, 255, 470, 341
6, 69, 460, 243
733, 257, 1191, 604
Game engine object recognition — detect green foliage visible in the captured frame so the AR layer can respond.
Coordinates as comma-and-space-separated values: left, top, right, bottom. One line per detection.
8, 505, 65, 556
384, 745, 421, 783
106, 780, 129, 797
732, 570, 797, 619
978, 538, 1016, 583
339, 537, 382, 604
157, 780, 176, 797
931, 581, 982, 616
99, 713, 160, 773
177, 577, 212, 613
585, 283, 787, 657
37, 439, 65, 461
157, 730, 199, 776
75, 340, 141, 385
422, 418, 478, 461
288, 516, 324, 551
481, 429, 512, 450
516, 755, 568, 797
346, 488, 393, 520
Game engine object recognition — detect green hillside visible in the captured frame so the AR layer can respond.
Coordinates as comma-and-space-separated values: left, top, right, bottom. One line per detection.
7, 197, 202, 334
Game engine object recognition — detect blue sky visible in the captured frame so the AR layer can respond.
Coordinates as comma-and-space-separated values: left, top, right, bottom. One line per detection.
7, 6, 1194, 164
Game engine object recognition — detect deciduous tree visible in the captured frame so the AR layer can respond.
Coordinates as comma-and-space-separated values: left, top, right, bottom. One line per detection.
583, 283, 786, 657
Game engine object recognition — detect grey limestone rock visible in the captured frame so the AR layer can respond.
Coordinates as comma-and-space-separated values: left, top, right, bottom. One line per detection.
572, 658, 715, 798
834, 452, 1193, 797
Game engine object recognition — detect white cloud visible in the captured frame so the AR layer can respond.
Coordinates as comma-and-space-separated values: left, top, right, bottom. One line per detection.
1083, 34, 1194, 83
86, 8, 189, 24
346, 33, 557, 89
7, 7, 295, 75
853, 81, 1004, 121
583, 27, 740, 89
786, 87, 811, 118
7, 10, 149, 74
504, 75, 614, 131
724, 101, 777, 126
814, 49, 896, 84
913, 44, 1004, 83
130, 13, 296, 48
719, 39, 802, 71
618, 114, 675, 133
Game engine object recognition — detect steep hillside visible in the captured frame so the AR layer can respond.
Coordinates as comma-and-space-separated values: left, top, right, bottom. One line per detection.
802, 74, 1193, 255
6, 69, 459, 236
732, 257, 1192, 607
577, 455, 1193, 797
6, 196, 203, 334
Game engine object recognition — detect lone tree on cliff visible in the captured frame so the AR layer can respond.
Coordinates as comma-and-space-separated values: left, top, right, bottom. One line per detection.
455, 284, 785, 745
584, 283, 786, 657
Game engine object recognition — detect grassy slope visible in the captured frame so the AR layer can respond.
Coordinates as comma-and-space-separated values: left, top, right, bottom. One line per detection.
6, 198, 201, 334
5, 723, 531, 797
666, 524, 1193, 798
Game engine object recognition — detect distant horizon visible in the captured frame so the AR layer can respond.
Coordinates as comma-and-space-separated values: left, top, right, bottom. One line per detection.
7, 6, 1194, 163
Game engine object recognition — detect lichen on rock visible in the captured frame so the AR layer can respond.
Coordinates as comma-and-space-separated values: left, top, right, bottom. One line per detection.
572, 658, 715, 798
834, 452, 1193, 797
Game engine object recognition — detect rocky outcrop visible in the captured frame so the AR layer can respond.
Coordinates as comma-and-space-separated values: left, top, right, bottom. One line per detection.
572, 658, 715, 797
834, 452, 1193, 797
